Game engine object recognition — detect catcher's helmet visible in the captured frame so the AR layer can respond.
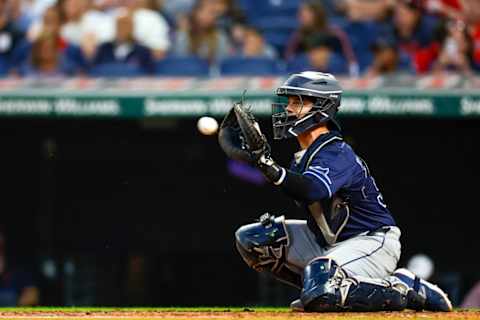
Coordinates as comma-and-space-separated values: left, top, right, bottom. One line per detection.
272, 71, 342, 140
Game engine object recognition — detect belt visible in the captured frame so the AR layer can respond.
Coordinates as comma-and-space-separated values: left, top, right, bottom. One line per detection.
366, 226, 391, 236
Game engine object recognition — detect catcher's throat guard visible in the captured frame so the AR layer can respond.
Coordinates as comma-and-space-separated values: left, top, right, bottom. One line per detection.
272, 71, 342, 140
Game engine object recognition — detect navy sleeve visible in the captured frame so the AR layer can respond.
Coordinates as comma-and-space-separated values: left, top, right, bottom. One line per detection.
299, 144, 355, 200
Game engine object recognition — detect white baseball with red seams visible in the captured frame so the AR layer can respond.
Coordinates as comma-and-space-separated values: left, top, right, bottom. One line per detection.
197, 116, 218, 135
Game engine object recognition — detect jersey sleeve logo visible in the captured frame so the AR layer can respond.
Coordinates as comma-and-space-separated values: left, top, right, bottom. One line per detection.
303, 165, 332, 197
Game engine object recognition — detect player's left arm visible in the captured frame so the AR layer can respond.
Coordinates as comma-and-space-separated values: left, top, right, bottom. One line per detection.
259, 152, 353, 202
225, 103, 351, 202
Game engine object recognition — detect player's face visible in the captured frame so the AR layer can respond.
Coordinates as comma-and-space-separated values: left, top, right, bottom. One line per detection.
286, 96, 314, 119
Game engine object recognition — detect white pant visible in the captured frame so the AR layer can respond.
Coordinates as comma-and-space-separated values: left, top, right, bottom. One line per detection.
284, 220, 401, 279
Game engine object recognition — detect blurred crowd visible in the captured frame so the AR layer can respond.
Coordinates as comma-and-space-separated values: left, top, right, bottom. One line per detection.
0, 0, 479, 77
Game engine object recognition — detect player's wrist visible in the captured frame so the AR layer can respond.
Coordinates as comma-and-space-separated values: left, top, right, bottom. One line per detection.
256, 155, 285, 185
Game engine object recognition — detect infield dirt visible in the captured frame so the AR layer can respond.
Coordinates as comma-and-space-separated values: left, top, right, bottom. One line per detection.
0, 310, 479, 320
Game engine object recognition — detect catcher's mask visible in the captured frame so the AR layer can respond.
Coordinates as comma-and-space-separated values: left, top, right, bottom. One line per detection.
272, 71, 342, 140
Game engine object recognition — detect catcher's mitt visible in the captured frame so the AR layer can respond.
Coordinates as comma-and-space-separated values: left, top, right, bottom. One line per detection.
218, 105, 252, 163
219, 100, 284, 183
233, 102, 270, 163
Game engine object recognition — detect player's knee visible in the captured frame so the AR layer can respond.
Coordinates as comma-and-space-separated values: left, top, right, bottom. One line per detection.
234, 224, 254, 252
301, 257, 340, 311
235, 215, 302, 289
235, 224, 260, 270
234, 214, 289, 272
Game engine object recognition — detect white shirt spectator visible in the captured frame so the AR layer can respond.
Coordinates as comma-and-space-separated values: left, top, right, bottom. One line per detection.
61, 9, 115, 45
131, 8, 170, 52
24, 0, 58, 21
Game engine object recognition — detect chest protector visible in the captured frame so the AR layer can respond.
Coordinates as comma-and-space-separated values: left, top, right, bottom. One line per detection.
297, 134, 350, 247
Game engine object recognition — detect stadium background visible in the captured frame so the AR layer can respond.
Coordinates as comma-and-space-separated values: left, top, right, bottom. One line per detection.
0, 0, 479, 309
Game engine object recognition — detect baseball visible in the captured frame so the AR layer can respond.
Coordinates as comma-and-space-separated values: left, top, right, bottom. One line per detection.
197, 116, 219, 135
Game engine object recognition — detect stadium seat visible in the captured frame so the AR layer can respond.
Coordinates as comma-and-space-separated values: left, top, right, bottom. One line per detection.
62, 45, 89, 75
219, 57, 280, 76
0, 39, 32, 76
263, 31, 293, 55
286, 53, 348, 75
251, 16, 298, 31
0, 57, 8, 76
155, 56, 210, 77
89, 63, 146, 77
9, 39, 31, 70
242, 0, 299, 19
251, 16, 298, 53
328, 53, 349, 74
399, 52, 414, 73
342, 21, 383, 72
286, 54, 309, 73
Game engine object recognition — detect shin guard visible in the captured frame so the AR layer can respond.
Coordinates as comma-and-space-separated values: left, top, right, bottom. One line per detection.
301, 257, 409, 312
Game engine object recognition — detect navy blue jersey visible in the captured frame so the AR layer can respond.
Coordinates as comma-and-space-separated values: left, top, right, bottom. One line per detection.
289, 131, 395, 246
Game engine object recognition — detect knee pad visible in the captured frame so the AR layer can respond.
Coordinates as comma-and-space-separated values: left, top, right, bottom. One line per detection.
301, 257, 408, 312
235, 213, 301, 288
300, 257, 343, 311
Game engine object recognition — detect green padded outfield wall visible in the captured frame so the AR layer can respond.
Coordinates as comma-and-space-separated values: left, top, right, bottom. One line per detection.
0, 76, 479, 118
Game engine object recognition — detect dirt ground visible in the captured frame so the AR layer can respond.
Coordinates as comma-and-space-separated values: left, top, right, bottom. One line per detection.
0, 310, 478, 320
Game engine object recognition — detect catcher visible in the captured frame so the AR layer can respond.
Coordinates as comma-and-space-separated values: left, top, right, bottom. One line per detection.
218, 71, 452, 312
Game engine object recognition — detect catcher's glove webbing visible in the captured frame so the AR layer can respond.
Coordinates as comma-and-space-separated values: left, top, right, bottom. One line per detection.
218, 106, 252, 163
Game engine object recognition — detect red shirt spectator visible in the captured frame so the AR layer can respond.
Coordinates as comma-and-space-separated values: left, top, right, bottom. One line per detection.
472, 24, 480, 65
394, 0, 443, 73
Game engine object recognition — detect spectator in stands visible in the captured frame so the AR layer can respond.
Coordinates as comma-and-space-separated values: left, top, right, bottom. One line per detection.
460, 0, 480, 68
38, 4, 63, 38
393, 0, 444, 73
91, 11, 155, 74
461, 0, 480, 22
162, 0, 195, 23
0, 0, 27, 74
60, 0, 94, 44
21, 0, 58, 30
134, 0, 174, 27
237, 26, 276, 59
301, 34, 348, 74
340, 0, 393, 22
229, 20, 246, 52
40, 0, 115, 60
24, 6, 74, 76
366, 34, 412, 76
120, 0, 171, 59
424, 0, 463, 20
208, 0, 245, 31
0, 230, 39, 306
433, 20, 476, 74
307, 37, 332, 72
425, 0, 480, 70
285, 1, 357, 74
173, 0, 232, 63
286, 1, 328, 57
8, 0, 34, 33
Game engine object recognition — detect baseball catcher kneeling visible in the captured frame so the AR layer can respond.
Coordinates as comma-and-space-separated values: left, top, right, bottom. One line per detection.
218, 71, 452, 312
